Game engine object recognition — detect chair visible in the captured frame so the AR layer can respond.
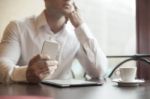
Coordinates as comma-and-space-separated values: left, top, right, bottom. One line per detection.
108, 54, 150, 78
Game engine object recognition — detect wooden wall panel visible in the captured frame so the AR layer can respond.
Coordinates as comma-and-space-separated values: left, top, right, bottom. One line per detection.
137, 0, 150, 80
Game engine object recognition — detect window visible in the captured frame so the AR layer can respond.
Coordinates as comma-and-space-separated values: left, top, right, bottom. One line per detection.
74, 0, 136, 75
76, 0, 136, 56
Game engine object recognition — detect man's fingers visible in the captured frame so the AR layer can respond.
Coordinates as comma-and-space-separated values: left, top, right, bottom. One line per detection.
29, 54, 51, 66
49, 65, 57, 71
35, 69, 49, 77
46, 60, 58, 66
35, 61, 58, 75
49, 65, 57, 75
37, 65, 57, 79
38, 54, 51, 60
38, 67, 49, 73
35, 60, 58, 69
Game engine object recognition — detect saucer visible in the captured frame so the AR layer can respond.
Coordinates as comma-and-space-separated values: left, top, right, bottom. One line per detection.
112, 79, 145, 87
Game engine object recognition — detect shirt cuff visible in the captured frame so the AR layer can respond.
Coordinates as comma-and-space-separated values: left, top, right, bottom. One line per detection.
75, 23, 93, 45
11, 66, 27, 82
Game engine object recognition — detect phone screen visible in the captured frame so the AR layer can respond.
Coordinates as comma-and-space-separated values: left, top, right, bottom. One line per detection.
41, 41, 59, 59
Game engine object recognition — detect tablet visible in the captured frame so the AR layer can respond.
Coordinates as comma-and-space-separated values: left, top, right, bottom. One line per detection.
41, 79, 103, 88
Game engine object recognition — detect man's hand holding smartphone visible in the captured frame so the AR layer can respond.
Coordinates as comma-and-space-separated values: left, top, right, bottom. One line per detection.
26, 41, 59, 84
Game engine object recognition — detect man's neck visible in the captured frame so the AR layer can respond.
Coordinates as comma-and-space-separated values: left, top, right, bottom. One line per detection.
45, 10, 67, 33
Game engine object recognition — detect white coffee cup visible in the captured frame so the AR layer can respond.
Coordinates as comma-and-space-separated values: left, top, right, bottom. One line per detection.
119, 67, 137, 82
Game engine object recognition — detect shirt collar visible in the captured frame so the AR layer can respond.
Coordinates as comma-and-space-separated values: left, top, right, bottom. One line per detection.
35, 11, 75, 35
36, 11, 48, 29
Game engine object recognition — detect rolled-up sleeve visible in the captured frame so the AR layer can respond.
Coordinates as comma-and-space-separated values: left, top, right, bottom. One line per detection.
0, 21, 27, 83
75, 23, 108, 80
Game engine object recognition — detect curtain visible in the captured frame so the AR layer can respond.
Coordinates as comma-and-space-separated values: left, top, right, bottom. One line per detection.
136, 0, 150, 80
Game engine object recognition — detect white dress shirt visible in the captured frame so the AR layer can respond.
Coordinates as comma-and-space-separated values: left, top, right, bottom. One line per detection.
0, 11, 108, 83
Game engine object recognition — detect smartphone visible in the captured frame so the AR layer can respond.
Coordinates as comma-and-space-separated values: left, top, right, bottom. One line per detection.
41, 41, 59, 59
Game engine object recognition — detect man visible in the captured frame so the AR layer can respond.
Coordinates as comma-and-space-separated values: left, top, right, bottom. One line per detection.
0, 0, 108, 83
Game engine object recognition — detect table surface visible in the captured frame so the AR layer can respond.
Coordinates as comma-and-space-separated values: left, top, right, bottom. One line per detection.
0, 79, 150, 99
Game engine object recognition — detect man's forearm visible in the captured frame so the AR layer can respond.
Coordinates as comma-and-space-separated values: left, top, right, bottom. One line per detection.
75, 23, 108, 79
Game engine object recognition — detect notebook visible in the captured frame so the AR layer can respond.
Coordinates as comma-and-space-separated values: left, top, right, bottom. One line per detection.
41, 79, 103, 87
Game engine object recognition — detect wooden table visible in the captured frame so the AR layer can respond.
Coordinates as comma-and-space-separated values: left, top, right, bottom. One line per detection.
0, 80, 150, 99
